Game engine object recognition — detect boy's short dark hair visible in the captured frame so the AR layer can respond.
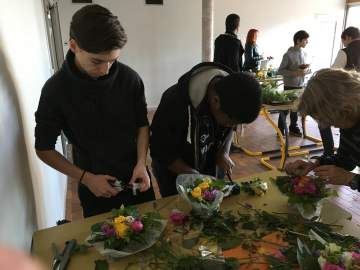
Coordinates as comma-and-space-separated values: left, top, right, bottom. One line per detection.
70, 4, 127, 53
341, 26, 360, 40
225, 14, 240, 33
293, 30, 309, 45
214, 73, 262, 124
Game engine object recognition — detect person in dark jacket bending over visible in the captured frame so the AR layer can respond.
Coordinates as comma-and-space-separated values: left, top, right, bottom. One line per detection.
34, 4, 155, 217
317, 26, 360, 160
150, 63, 262, 197
286, 69, 360, 192
214, 13, 245, 72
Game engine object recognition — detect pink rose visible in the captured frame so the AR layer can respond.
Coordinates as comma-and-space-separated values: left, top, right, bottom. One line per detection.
323, 262, 345, 270
304, 182, 317, 195
170, 209, 188, 226
294, 186, 305, 194
352, 252, 360, 264
274, 250, 286, 261
131, 220, 144, 233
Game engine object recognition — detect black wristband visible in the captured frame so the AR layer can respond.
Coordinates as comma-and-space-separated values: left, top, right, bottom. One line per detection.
79, 170, 86, 183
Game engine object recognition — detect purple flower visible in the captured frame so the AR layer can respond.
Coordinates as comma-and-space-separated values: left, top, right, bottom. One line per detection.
101, 223, 116, 237
131, 220, 144, 233
203, 189, 218, 202
170, 209, 188, 226
323, 263, 345, 270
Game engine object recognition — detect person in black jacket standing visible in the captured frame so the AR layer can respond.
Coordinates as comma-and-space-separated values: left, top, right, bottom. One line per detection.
34, 4, 155, 217
150, 63, 262, 197
214, 14, 245, 72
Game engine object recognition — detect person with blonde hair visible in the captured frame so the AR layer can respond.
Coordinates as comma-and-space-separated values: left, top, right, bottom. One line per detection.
286, 68, 360, 191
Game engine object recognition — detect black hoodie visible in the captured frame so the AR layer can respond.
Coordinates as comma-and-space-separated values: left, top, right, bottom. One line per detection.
150, 62, 233, 179
214, 32, 245, 72
35, 50, 148, 180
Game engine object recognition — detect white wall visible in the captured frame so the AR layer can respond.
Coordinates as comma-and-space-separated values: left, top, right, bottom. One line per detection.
57, 0, 202, 108
0, 0, 67, 230
0, 45, 36, 250
214, 0, 346, 71
57, 0, 345, 108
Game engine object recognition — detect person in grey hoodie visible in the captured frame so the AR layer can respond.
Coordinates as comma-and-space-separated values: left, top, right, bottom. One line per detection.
277, 30, 310, 137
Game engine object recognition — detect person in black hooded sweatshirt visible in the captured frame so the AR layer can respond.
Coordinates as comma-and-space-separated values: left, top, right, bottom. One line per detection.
214, 13, 245, 72
34, 4, 155, 217
150, 63, 262, 197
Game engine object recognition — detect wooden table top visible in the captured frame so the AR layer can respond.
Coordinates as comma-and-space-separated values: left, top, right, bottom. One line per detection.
32, 170, 358, 269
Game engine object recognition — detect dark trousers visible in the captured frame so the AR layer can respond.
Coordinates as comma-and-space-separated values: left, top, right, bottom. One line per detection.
277, 86, 302, 132
319, 126, 334, 156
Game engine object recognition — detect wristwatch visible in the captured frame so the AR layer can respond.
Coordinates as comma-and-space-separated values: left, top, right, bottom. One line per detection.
349, 174, 360, 192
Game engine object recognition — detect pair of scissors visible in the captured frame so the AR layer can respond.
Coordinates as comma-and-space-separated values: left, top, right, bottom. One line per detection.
51, 239, 77, 270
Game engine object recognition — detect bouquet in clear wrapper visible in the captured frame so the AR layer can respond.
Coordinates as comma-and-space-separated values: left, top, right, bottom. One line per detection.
176, 174, 240, 218
273, 175, 337, 219
85, 205, 167, 259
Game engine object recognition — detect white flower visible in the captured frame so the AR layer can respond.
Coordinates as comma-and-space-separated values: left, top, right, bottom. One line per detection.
325, 243, 342, 255
318, 255, 326, 269
126, 216, 135, 224
342, 251, 353, 268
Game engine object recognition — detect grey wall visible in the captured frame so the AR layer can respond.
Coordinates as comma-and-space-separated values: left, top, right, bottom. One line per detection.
0, 45, 37, 250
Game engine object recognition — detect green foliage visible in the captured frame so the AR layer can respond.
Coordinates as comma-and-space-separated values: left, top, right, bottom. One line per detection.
261, 84, 300, 105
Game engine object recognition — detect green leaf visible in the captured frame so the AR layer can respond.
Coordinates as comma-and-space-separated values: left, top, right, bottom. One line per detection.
91, 222, 103, 232
95, 260, 109, 270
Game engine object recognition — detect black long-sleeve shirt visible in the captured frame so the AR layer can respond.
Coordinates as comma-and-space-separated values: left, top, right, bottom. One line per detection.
35, 51, 149, 180
319, 121, 360, 171
244, 43, 263, 71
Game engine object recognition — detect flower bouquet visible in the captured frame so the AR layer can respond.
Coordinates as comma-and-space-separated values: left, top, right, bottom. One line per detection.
240, 177, 268, 196
176, 174, 240, 217
318, 243, 360, 270
297, 230, 360, 270
274, 175, 337, 219
85, 205, 167, 259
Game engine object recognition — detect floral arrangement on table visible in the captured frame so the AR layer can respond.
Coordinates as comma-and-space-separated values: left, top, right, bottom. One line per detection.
297, 229, 360, 270
261, 82, 300, 105
155, 205, 360, 270
318, 243, 360, 270
176, 174, 240, 217
273, 175, 338, 219
240, 177, 268, 196
85, 205, 167, 259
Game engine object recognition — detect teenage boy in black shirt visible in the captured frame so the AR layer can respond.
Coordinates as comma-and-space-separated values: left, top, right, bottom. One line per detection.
35, 4, 155, 217
150, 63, 262, 197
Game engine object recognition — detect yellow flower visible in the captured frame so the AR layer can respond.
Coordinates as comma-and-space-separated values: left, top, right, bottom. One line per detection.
191, 187, 202, 200
114, 222, 129, 238
198, 182, 210, 190
114, 215, 127, 224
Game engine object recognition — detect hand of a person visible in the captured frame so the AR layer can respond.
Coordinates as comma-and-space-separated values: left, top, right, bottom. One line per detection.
285, 160, 316, 176
313, 165, 353, 185
216, 152, 235, 174
82, 173, 119, 198
129, 163, 151, 192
